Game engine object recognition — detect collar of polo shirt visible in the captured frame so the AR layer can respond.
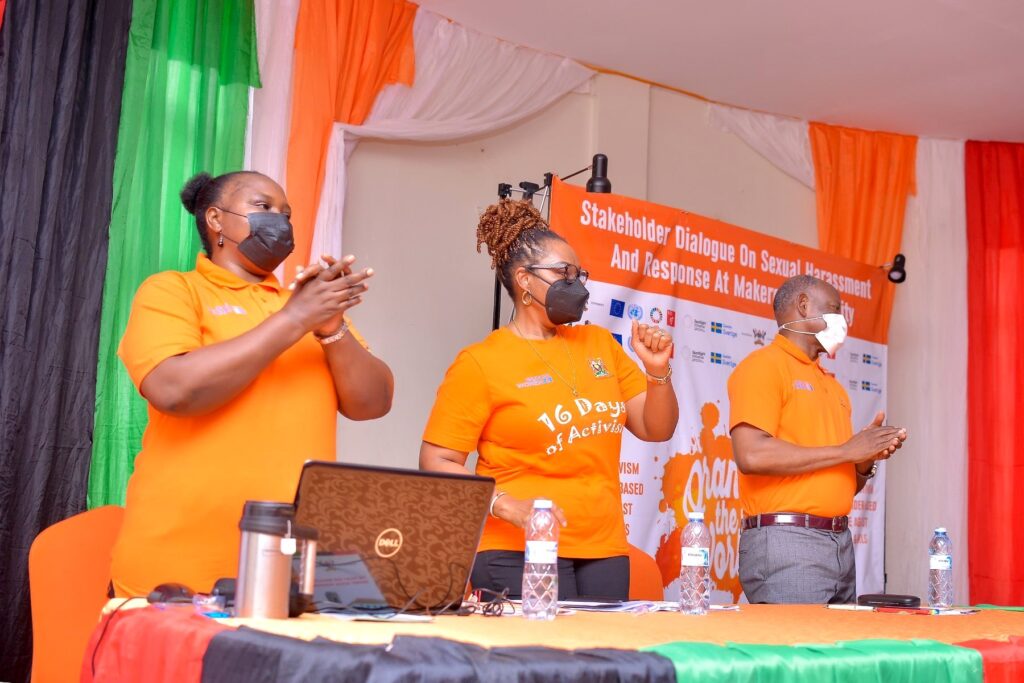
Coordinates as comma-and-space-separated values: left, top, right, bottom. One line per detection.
196, 253, 281, 291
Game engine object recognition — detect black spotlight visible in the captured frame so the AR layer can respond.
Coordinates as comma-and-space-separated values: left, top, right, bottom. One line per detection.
519, 181, 540, 203
586, 153, 612, 193
887, 253, 907, 284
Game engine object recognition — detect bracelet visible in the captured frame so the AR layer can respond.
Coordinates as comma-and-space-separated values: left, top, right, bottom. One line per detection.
645, 364, 673, 384
489, 491, 508, 518
315, 321, 349, 345
858, 461, 879, 479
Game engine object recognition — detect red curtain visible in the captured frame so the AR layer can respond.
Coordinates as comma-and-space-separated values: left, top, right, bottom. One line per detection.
965, 140, 1024, 605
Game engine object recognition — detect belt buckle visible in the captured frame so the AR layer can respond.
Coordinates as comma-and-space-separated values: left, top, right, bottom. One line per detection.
831, 516, 843, 533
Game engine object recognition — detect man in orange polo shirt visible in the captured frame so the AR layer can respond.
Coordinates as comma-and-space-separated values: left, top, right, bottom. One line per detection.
728, 275, 907, 604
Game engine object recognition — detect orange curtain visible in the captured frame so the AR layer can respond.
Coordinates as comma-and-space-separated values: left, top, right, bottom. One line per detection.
809, 122, 916, 331
810, 122, 917, 264
285, 0, 417, 276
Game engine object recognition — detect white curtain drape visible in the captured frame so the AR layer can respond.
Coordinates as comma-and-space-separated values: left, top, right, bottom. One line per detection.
309, 8, 595, 260
245, 0, 300, 282
885, 138, 969, 603
244, 0, 299, 186
708, 103, 815, 190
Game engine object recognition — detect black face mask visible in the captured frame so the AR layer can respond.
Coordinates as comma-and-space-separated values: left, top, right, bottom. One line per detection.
541, 278, 590, 325
219, 209, 295, 271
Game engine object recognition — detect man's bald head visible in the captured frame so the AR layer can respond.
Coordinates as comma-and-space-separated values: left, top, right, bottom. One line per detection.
772, 275, 838, 324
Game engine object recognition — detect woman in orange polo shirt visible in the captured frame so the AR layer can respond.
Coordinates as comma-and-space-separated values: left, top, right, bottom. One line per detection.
420, 199, 679, 600
110, 171, 394, 597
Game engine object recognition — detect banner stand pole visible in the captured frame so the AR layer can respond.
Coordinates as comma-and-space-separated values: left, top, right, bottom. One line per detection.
492, 276, 502, 331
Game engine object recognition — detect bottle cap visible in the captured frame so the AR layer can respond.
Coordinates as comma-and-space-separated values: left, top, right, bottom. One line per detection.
533, 499, 553, 509
934, 527, 947, 534
687, 511, 705, 521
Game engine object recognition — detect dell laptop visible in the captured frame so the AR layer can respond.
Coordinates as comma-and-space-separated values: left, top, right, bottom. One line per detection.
293, 461, 494, 613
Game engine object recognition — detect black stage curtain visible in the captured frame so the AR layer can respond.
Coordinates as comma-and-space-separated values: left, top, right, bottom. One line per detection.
201, 631, 679, 683
0, 1, 131, 681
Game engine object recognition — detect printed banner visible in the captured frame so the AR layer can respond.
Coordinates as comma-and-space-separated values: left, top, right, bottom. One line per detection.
550, 178, 891, 601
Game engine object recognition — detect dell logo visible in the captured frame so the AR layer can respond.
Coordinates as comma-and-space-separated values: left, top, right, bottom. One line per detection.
375, 528, 404, 558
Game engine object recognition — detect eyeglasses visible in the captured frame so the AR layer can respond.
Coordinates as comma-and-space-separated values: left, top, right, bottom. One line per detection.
526, 263, 589, 285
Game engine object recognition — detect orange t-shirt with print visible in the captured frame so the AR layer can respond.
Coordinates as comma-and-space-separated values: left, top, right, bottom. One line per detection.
111, 254, 365, 597
727, 334, 855, 518
423, 324, 648, 558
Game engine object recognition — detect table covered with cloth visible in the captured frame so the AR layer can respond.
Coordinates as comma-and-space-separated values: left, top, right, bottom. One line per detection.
82, 602, 1024, 682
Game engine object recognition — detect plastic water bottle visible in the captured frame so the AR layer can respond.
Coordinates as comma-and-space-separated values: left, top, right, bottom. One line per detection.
928, 527, 954, 608
680, 511, 712, 615
522, 499, 559, 620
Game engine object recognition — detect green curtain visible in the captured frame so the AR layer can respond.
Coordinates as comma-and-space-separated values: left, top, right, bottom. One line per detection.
88, 0, 260, 507
645, 638, 983, 683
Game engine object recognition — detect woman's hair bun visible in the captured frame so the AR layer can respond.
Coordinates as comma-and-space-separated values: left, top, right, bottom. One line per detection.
476, 199, 548, 268
180, 172, 214, 215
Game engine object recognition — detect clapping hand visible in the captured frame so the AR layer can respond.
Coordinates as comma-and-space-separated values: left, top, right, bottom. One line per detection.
846, 411, 907, 472
283, 254, 373, 337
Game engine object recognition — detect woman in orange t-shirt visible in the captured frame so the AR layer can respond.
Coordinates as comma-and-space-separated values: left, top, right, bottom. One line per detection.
420, 199, 679, 600
110, 171, 394, 597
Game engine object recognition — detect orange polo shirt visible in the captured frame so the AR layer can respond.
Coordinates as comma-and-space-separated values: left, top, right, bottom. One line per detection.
727, 334, 855, 518
423, 325, 648, 558
111, 254, 364, 596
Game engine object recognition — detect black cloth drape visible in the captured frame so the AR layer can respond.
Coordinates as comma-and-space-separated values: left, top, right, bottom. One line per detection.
0, 1, 131, 681
201, 631, 679, 683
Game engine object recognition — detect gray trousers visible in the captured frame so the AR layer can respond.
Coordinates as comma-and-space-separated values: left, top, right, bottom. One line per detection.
738, 525, 856, 604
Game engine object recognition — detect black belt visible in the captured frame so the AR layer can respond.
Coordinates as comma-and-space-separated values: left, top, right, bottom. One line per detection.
743, 513, 849, 533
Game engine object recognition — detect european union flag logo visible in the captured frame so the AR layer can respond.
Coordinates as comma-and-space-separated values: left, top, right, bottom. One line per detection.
610, 299, 625, 319
612, 333, 623, 346
710, 352, 723, 364
710, 322, 723, 334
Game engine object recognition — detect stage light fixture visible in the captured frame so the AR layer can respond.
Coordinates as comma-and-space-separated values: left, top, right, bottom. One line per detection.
586, 154, 612, 193
884, 253, 907, 284
519, 181, 541, 203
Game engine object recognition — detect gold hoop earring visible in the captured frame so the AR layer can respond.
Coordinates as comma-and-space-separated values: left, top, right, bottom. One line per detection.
521, 290, 533, 306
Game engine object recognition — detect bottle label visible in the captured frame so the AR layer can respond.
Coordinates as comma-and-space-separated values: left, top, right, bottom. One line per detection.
525, 541, 558, 564
682, 547, 710, 568
930, 554, 952, 570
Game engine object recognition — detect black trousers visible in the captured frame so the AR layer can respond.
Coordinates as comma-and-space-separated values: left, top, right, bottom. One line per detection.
471, 550, 630, 601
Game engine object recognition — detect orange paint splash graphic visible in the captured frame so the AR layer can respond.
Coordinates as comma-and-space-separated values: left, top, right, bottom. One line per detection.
655, 402, 743, 601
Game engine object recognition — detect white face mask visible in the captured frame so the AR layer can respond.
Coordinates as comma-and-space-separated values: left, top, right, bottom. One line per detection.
779, 313, 848, 358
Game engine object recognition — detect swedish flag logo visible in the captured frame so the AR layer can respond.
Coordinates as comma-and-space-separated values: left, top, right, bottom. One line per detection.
710, 352, 723, 364
710, 322, 723, 334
